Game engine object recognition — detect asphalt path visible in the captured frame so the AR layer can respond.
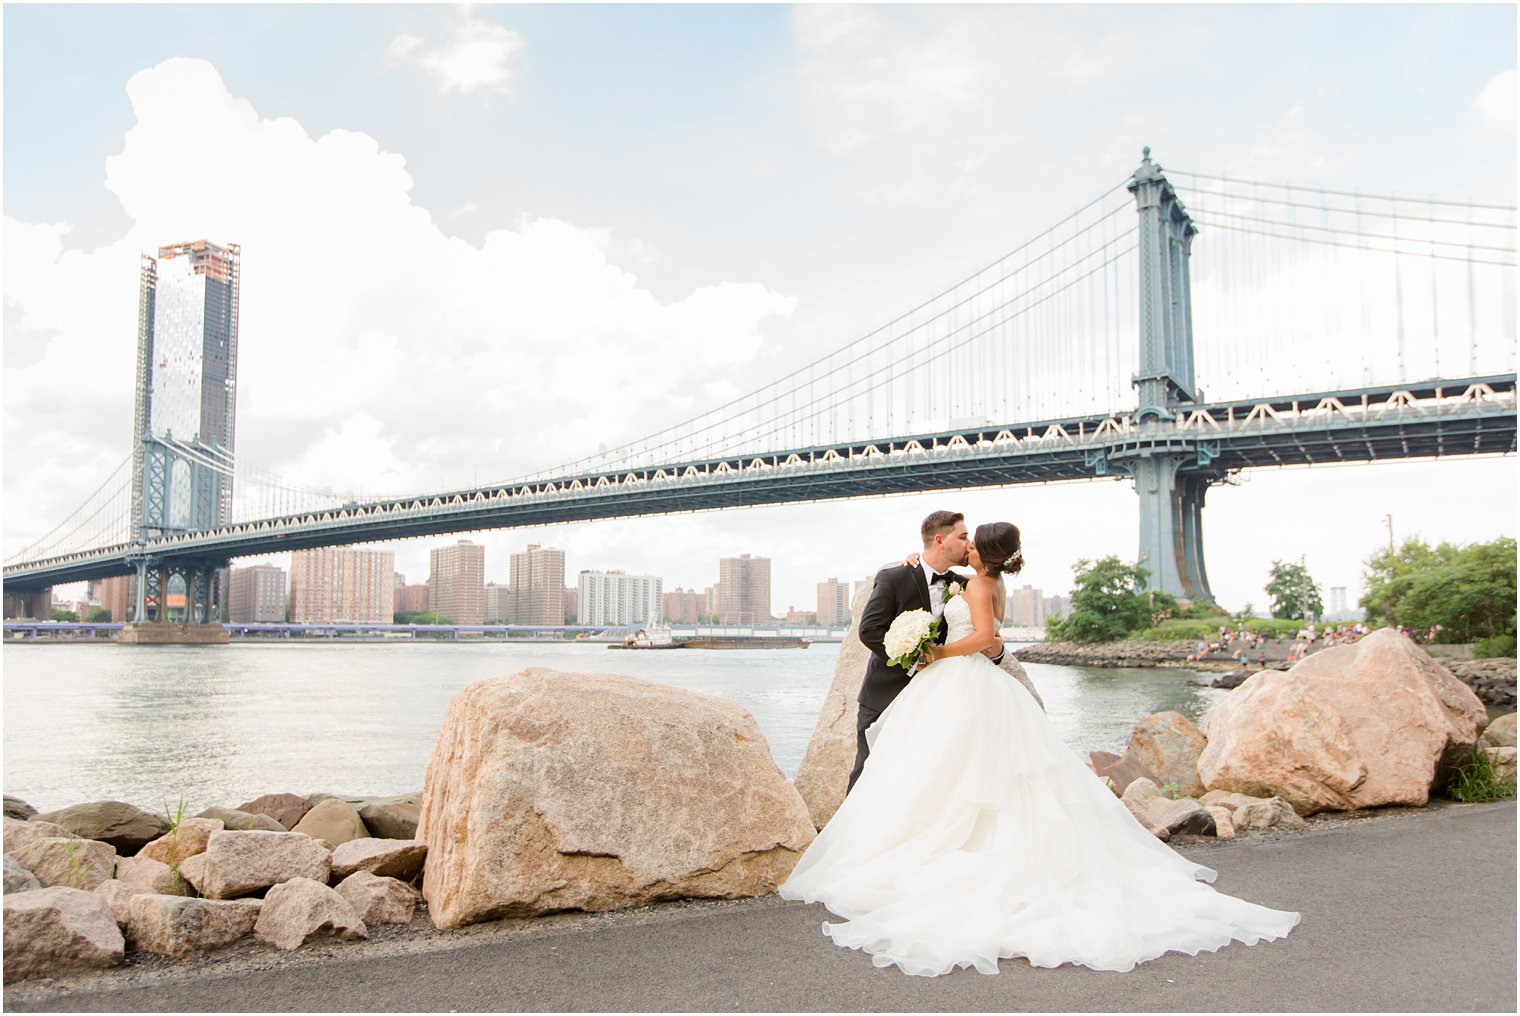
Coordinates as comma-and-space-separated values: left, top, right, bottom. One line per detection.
8, 801, 1515, 1013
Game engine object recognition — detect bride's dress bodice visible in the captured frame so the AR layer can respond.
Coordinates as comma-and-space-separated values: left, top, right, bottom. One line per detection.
942, 593, 975, 643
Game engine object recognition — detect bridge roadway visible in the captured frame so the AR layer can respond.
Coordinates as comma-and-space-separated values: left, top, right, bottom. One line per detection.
5, 374, 1515, 591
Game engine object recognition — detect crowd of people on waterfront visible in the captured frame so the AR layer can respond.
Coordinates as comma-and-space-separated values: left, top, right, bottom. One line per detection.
1186, 621, 1384, 667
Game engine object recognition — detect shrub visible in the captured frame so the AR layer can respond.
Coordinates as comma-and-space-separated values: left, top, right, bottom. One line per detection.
1443, 744, 1517, 803
1136, 621, 1217, 642
1474, 634, 1517, 659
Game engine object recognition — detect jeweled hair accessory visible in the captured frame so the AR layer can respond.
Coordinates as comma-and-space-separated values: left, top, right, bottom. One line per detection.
1004, 549, 1024, 568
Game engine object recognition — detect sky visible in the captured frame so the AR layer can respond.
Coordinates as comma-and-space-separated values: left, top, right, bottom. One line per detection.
4, 3, 1516, 617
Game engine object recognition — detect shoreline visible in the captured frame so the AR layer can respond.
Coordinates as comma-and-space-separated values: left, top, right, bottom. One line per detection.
5, 799, 1511, 1010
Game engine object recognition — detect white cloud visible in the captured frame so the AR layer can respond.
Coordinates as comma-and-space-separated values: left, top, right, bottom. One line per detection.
3, 58, 794, 555
387, 11, 526, 96
791, 6, 1126, 206
1474, 68, 1516, 131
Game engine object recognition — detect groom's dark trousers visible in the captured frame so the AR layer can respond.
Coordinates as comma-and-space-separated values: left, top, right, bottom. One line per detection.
848, 563, 940, 793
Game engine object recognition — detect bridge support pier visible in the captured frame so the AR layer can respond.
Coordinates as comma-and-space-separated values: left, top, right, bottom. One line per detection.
1133, 454, 1215, 604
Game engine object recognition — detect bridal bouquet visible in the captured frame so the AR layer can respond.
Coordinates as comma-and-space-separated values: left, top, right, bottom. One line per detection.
884, 608, 941, 671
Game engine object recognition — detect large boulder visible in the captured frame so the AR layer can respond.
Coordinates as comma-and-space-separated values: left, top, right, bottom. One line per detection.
140, 817, 224, 869
418, 668, 816, 930
1233, 797, 1308, 831
33, 801, 169, 854
178, 830, 331, 899
334, 871, 419, 926
4, 796, 37, 821
1198, 629, 1488, 815
793, 573, 1045, 827
196, 806, 286, 833
126, 895, 262, 959
1124, 711, 1208, 798
291, 799, 369, 846
4, 855, 42, 895
237, 793, 311, 831
115, 854, 194, 897
253, 877, 366, 951
330, 838, 426, 882
3, 886, 124, 981
9, 836, 117, 890
358, 795, 422, 840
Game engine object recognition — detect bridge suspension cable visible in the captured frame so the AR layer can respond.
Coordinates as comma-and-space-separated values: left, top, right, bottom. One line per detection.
1171, 169, 1516, 400
507, 178, 1141, 479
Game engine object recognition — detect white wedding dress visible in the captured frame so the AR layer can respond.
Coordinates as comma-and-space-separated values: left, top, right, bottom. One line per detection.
779, 594, 1299, 977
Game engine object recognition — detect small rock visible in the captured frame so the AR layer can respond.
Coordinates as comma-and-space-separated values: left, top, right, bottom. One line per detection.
1118, 778, 1173, 841
115, 854, 194, 898
330, 838, 427, 882
8, 836, 117, 890
33, 801, 169, 854
334, 871, 419, 925
127, 895, 262, 959
1480, 713, 1516, 749
237, 793, 311, 831
3, 817, 69, 855
1088, 750, 1161, 798
93, 879, 137, 924
1233, 797, 1308, 831
196, 806, 286, 833
1205, 806, 1236, 840
358, 795, 422, 840
140, 818, 224, 869
3, 886, 124, 982
180, 830, 332, 900
1483, 745, 1517, 782
1199, 789, 1271, 811
4, 854, 42, 895
4, 796, 37, 821
291, 799, 369, 846
253, 876, 367, 951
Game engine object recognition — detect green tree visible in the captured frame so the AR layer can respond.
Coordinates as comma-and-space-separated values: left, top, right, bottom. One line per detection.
1265, 560, 1323, 620
49, 608, 79, 622
86, 608, 114, 622
1047, 557, 1152, 642
394, 610, 455, 625
1363, 537, 1516, 642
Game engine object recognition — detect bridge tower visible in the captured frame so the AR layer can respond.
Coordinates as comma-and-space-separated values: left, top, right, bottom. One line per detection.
1122, 149, 1217, 603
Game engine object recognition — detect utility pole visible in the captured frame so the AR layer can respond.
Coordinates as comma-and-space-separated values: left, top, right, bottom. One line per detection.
1384, 514, 1395, 554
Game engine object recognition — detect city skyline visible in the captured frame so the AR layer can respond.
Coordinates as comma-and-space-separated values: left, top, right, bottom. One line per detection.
4, 6, 1514, 614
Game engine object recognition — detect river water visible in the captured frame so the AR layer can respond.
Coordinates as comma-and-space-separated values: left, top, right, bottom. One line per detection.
1, 641, 1228, 813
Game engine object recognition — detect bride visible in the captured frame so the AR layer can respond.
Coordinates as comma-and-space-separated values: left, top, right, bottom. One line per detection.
779, 521, 1299, 977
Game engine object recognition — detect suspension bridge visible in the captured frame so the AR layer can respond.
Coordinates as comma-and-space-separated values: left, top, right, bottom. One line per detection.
4, 151, 1515, 625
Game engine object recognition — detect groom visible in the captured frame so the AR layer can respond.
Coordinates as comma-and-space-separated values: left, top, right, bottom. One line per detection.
849, 510, 1004, 793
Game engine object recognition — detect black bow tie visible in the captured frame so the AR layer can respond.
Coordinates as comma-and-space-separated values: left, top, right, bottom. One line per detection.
930, 571, 956, 586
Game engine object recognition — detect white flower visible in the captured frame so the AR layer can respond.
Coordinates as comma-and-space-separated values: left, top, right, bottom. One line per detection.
884, 608, 938, 670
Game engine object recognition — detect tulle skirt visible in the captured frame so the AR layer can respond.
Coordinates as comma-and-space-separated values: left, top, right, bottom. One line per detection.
779, 654, 1299, 977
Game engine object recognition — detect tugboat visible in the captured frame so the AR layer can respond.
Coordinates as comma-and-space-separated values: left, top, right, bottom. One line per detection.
608, 628, 684, 650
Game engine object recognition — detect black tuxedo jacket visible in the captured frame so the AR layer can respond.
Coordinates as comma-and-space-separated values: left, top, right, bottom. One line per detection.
856, 563, 952, 713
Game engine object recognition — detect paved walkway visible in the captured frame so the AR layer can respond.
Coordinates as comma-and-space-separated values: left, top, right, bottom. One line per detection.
9, 801, 1515, 1012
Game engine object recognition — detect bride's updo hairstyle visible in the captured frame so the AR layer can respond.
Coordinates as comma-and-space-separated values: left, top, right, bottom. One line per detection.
974, 522, 1024, 577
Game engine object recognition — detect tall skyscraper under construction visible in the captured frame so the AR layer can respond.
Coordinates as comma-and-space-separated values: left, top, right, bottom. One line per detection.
131, 240, 242, 540
129, 240, 240, 621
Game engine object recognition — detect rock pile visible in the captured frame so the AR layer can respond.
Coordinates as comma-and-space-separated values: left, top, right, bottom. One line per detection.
1015, 640, 1195, 668
1445, 657, 1517, 709
1, 790, 426, 981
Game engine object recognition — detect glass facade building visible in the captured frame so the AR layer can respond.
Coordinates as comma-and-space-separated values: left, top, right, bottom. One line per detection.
131, 240, 241, 538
